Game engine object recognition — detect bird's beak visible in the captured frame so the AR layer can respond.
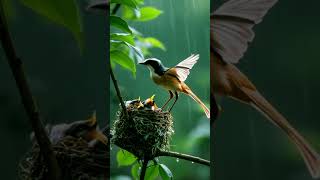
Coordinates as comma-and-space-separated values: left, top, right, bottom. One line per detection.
139, 61, 146, 65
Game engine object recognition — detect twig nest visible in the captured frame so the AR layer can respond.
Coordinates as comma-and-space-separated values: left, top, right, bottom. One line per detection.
111, 97, 174, 159
18, 136, 108, 180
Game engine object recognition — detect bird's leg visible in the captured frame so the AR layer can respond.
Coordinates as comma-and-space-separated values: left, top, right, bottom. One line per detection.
168, 91, 179, 112
161, 90, 173, 110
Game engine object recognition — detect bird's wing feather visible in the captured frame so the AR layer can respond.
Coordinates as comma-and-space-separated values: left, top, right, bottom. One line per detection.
211, 0, 278, 64
174, 54, 199, 82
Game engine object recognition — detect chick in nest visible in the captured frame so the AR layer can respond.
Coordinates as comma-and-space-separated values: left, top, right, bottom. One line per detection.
125, 97, 144, 110
142, 95, 159, 111
30, 112, 108, 146
124, 95, 159, 111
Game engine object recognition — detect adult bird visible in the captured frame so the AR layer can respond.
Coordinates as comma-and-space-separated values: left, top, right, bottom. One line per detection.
211, 0, 320, 178
139, 54, 210, 118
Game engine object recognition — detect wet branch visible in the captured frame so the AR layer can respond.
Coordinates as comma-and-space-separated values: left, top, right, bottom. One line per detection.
109, 3, 129, 119
111, 4, 121, 15
156, 150, 210, 166
113, 141, 211, 167
140, 158, 149, 180
110, 65, 129, 119
0, 2, 61, 180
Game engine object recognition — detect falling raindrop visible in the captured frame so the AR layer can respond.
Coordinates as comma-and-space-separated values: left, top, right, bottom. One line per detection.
191, 162, 194, 164
176, 158, 179, 163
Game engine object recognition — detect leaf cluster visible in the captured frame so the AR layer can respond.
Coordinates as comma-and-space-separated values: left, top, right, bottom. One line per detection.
117, 150, 173, 180
110, 0, 166, 76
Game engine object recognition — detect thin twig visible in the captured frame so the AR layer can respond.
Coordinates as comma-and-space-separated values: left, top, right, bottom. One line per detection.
110, 63, 129, 118
111, 4, 121, 15
140, 158, 149, 180
156, 150, 210, 166
109, 3, 129, 119
114, 140, 210, 167
0, 2, 61, 180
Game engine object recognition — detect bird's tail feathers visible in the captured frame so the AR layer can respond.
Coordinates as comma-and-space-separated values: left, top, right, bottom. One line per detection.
184, 87, 210, 119
241, 87, 320, 179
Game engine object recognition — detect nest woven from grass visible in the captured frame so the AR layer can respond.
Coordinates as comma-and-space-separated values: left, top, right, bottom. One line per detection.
111, 108, 174, 159
18, 136, 108, 180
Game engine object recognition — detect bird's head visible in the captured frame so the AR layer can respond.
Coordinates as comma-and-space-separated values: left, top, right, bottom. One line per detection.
65, 112, 108, 145
139, 58, 167, 75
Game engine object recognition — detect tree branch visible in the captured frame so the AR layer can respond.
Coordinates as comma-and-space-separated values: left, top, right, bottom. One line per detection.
114, 141, 210, 167
156, 150, 210, 166
109, 64, 129, 119
108, 3, 129, 119
0, 2, 61, 180
111, 4, 121, 15
140, 158, 149, 180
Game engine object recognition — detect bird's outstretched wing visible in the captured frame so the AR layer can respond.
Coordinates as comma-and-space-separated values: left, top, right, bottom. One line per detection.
174, 54, 199, 82
211, 0, 278, 64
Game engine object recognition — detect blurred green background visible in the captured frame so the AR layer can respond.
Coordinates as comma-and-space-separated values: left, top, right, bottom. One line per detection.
110, 0, 210, 179
0, 1, 107, 179
212, 0, 320, 180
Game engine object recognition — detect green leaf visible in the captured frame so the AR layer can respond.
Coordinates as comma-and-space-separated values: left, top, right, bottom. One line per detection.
122, 5, 134, 19
134, 8, 141, 18
131, 162, 141, 180
111, 59, 116, 69
135, 0, 144, 5
110, 15, 132, 34
20, 0, 83, 50
137, 7, 162, 21
159, 164, 173, 180
143, 37, 166, 51
140, 47, 151, 56
122, 5, 141, 19
111, 40, 144, 61
110, 0, 138, 10
111, 50, 136, 75
126, 42, 144, 61
111, 33, 135, 45
122, 6, 162, 22
145, 164, 159, 180
129, 26, 143, 36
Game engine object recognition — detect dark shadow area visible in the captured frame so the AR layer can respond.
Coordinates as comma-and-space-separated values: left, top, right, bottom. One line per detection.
0, 1, 107, 179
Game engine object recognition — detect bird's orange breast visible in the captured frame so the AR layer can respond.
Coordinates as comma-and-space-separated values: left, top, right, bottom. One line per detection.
152, 69, 183, 91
